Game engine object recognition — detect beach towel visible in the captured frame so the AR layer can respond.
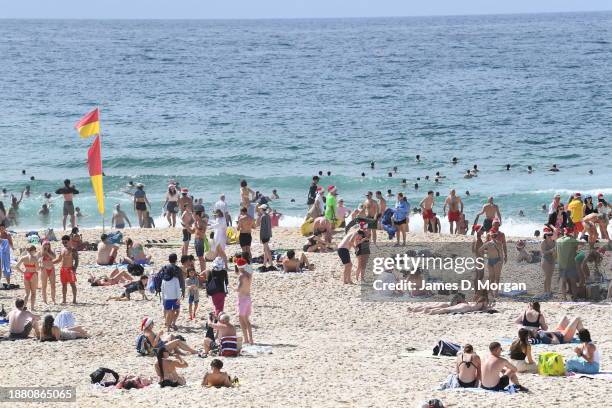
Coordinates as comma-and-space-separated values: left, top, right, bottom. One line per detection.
445, 386, 518, 394
437, 374, 460, 390
0, 239, 11, 278
569, 371, 612, 381
54, 310, 76, 329
240, 344, 272, 356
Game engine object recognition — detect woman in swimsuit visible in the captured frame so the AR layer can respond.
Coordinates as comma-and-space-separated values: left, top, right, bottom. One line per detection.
155, 347, 188, 387
515, 301, 548, 333
124, 238, 152, 265
456, 344, 481, 387
509, 328, 537, 373
40, 240, 56, 304
163, 184, 179, 227
88, 269, 134, 286
14, 245, 39, 310
427, 291, 490, 315
141, 318, 198, 356
534, 316, 584, 345
406, 293, 466, 312
478, 231, 503, 297
355, 227, 370, 282
540, 229, 556, 297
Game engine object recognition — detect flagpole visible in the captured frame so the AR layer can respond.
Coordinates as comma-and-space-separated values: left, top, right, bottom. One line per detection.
99, 107, 105, 232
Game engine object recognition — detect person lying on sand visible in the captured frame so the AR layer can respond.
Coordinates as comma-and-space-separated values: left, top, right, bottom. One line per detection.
88, 269, 133, 286
139, 318, 197, 356
115, 375, 153, 390
281, 250, 313, 272
406, 294, 466, 312
155, 346, 187, 387
531, 316, 584, 344
481, 342, 527, 392
303, 233, 334, 253
410, 291, 491, 314
107, 275, 149, 301
455, 344, 481, 388
38, 314, 89, 341
202, 359, 237, 387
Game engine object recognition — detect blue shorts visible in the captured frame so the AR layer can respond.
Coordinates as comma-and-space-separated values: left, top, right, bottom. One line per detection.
163, 299, 180, 310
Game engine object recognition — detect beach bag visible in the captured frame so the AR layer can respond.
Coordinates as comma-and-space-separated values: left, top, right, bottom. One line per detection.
135, 334, 151, 356
151, 270, 164, 296
146, 273, 157, 294
90, 367, 119, 386
538, 352, 565, 376
127, 264, 144, 276
107, 231, 123, 245
432, 340, 460, 357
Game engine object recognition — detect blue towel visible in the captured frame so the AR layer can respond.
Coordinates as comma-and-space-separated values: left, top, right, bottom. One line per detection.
0, 239, 11, 277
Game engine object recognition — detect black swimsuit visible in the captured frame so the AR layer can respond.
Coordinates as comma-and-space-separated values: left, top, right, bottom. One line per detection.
457, 355, 478, 388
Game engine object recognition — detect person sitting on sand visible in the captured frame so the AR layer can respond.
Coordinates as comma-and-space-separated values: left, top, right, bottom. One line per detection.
38, 314, 89, 341
155, 347, 188, 387
515, 240, 533, 263
509, 328, 537, 373
96, 234, 118, 265
202, 359, 236, 388
481, 342, 527, 392
515, 302, 548, 333
139, 317, 197, 356
282, 249, 312, 272
107, 275, 149, 301
303, 233, 332, 253
88, 269, 134, 286
7, 298, 40, 339
313, 216, 333, 243
415, 291, 490, 315
532, 315, 584, 344
565, 329, 601, 374
202, 312, 239, 357
123, 238, 152, 265
456, 344, 481, 388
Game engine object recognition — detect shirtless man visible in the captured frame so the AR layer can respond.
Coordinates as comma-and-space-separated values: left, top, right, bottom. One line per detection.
111, 204, 132, 229
7, 298, 40, 339
479, 231, 504, 297
491, 219, 508, 264
237, 207, 255, 262
177, 188, 193, 213
53, 234, 79, 304
444, 189, 464, 234
97, 234, 118, 265
473, 197, 502, 232
419, 191, 435, 233
282, 250, 310, 272
55, 179, 79, 230
203, 313, 238, 356
363, 192, 379, 244
313, 216, 333, 243
180, 205, 194, 257
240, 180, 255, 216
582, 211, 610, 247
190, 210, 208, 272
202, 359, 233, 388
337, 229, 365, 284
481, 342, 526, 392
235, 258, 254, 345
375, 190, 387, 229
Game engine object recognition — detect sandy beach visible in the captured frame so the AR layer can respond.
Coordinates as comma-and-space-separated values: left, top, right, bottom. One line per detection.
1, 226, 610, 408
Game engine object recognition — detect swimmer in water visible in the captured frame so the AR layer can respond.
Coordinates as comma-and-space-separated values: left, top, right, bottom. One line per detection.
506, 164, 511, 171
528, 165, 533, 174
452, 157, 458, 164
472, 164, 479, 173
370, 161, 375, 169
549, 164, 559, 172
416, 155, 421, 162
464, 170, 474, 179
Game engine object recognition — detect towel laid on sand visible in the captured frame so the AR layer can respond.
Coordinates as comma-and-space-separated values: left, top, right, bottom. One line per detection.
569, 371, 612, 381
240, 345, 273, 356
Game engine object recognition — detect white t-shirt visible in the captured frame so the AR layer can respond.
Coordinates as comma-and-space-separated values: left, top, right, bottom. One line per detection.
214, 200, 229, 214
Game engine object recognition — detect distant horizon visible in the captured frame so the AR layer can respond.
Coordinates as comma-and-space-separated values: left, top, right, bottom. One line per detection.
2, 0, 612, 20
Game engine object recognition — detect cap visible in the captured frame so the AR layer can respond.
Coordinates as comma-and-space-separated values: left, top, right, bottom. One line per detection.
327, 185, 336, 192
181, 188, 189, 193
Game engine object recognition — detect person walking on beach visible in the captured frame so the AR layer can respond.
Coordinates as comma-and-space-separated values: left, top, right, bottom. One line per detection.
556, 228, 581, 300
133, 183, 150, 228
55, 179, 79, 230
307, 176, 320, 208
237, 207, 254, 262
111, 204, 132, 229
180, 204, 194, 257
191, 210, 208, 273
393, 193, 409, 246
324, 186, 338, 224
444, 189, 464, 234
420, 191, 435, 233
491, 219, 508, 264
161, 254, 182, 331
210, 209, 228, 267
257, 204, 274, 271
0, 222, 14, 287
235, 258, 254, 345
214, 195, 232, 226
363, 191, 379, 244
337, 229, 365, 284
177, 188, 193, 213
53, 235, 78, 304
473, 197, 502, 232
40, 240, 56, 304
163, 184, 179, 227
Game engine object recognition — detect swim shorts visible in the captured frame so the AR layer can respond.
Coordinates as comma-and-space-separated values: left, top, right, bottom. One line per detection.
448, 210, 461, 222
166, 201, 178, 214
337, 248, 351, 265
60, 266, 76, 284
163, 299, 180, 310
261, 237, 270, 244
182, 229, 191, 242
63, 201, 75, 216
393, 218, 406, 225
482, 218, 493, 232
481, 375, 509, 392
237, 295, 252, 316
422, 209, 434, 220
573, 221, 584, 232
239, 232, 252, 247
135, 202, 147, 211
194, 239, 204, 257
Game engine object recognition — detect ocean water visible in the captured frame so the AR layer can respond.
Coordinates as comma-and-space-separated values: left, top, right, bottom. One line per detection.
1, 13, 611, 233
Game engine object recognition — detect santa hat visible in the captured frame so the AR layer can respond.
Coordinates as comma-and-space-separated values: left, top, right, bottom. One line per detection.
327, 185, 336, 193
141, 317, 154, 331
235, 258, 248, 268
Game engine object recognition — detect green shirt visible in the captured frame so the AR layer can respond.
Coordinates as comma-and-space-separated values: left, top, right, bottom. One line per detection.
556, 236, 580, 270
324, 193, 337, 221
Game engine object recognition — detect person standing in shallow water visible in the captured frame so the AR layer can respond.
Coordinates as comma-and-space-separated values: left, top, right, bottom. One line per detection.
133, 183, 150, 228
55, 179, 79, 230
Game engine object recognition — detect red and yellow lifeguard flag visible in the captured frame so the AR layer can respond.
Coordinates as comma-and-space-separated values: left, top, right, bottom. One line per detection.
75, 108, 100, 138
87, 135, 105, 214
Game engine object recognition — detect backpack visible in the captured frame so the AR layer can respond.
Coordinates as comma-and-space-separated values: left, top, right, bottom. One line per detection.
538, 352, 565, 376
135, 333, 151, 356
146, 273, 158, 294
90, 367, 120, 386
127, 264, 144, 276
152, 271, 164, 296
107, 231, 123, 245
432, 340, 461, 357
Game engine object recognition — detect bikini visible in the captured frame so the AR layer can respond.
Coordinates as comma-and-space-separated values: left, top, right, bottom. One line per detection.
23, 263, 37, 281
521, 311, 541, 329
457, 354, 478, 388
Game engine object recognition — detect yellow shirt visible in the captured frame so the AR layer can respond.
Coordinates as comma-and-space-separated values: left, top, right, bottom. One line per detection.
567, 199, 584, 223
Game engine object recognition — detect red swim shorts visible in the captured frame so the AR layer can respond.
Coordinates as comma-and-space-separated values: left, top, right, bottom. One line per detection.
573, 221, 584, 233
448, 210, 461, 222
422, 209, 434, 220
60, 267, 76, 284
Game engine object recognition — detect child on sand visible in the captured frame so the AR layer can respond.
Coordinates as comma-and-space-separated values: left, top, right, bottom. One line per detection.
107, 275, 149, 301
186, 268, 199, 320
